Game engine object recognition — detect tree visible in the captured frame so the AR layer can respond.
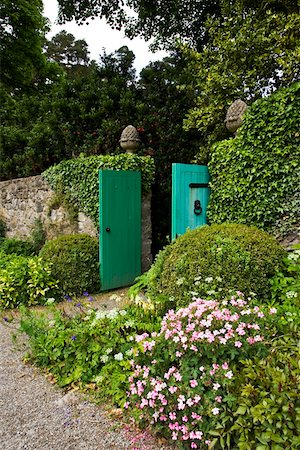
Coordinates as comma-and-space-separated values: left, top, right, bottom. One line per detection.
0, 46, 138, 180
183, 0, 300, 162
0, 0, 49, 91
44, 31, 91, 78
56, 0, 298, 51
56, 0, 221, 50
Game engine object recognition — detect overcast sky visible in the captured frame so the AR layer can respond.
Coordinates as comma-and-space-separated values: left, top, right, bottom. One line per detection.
43, 0, 168, 74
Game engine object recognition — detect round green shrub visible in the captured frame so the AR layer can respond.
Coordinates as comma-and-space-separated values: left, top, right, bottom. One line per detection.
39, 234, 100, 296
0, 238, 35, 256
147, 224, 286, 307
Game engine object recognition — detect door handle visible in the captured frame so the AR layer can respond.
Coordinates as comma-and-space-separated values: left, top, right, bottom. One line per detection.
194, 200, 202, 215
106, 227, 111, 232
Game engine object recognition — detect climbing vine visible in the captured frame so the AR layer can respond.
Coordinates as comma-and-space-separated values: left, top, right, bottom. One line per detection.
42, 153, 155, 228
207, 82, 300, 239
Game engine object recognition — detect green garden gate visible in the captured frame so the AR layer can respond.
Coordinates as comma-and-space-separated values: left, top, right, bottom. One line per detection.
172, 163, 210, 240
99, 170, 141, 291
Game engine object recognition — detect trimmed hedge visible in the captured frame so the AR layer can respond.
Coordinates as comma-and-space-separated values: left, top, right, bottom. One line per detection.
207, 82, 300, 239
146, 224, 286, 308
39, 234, 100, 296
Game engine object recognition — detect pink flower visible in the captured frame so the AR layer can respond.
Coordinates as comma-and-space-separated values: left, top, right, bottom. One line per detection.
269, 307, 277, 314
215, 396, 222, 403
225, 371, 233, 379
221, 362, 229, 370
174, 372, 182, 382
169, 386, 178, 394
190, 379, 198, 388
182, 415, 188, 422
213, 383, 221, 390
235, 340, 242, 348
191, 443, 197, 449
169, 412, 177, 420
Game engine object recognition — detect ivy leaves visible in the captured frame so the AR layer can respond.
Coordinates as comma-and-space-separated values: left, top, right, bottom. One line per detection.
207, 83, 300, 239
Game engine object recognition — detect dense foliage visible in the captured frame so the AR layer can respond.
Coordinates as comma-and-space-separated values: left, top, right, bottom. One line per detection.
145, 224, 286, 310
183, 1, 300, 160
15, 246, 300, 448
0, 252, 59, 309
18, 287, 300, 448
56, 0, 221, 50
39, 234, 100, 296
0, 238, 36, 257
207, 83, 300, 239
42, 153, 155, 227
19, 301, 161, 405
127, 292, 300, 449
0, 0, 52, 92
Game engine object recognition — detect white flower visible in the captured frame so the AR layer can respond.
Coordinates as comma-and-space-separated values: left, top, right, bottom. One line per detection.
93, 374, 104, 383
125, 319, 135, 328
287, 251, 300, 261
46, 298, 55, 305
194, 276, 202, 281
114, 352, 124, 361
189, 291, 199, 296
107, 309, 119, 319
95, 310, 107, 320
176, 277, 185, 286
105, 347, 113, 354
216, 276, 222, 282
286, 291, 298, 298
204, 277, 213, 283
212, 407, 220, 415
100, 355, 109, 363
119, 310, 127, 316
207, 290, 216, 295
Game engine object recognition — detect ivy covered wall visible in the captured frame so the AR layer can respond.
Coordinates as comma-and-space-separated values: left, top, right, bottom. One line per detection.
207, 82, 300, 246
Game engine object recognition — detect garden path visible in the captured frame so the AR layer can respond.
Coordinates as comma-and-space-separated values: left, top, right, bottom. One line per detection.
0, 290, 177, 450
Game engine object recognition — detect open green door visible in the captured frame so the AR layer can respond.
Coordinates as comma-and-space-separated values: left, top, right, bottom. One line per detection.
99, 170, 141, 291
172, 163, 210, 240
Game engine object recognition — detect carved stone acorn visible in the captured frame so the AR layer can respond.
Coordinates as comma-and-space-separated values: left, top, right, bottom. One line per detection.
225, 99, 248, 134
119, 125, 141, 154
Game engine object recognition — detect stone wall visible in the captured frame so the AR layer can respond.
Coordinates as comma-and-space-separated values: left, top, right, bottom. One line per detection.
0, 175, 152, 272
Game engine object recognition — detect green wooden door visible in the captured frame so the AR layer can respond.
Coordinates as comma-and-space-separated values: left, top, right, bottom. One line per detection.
172, 163, 210, 240
99, 170, 141, 291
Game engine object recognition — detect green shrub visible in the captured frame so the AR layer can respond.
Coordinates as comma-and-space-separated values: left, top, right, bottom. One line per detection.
0, 253, 59, 309
0, 217, 6, 237
30, 219, 46, 253
0, 237, 35, 256
19, 302, 161, 405
125, 291, 300, 449
39, 234, 100, 296
217, 327, 300, 449
208, 82, 300, 239
146, 224, 286, 309
270, 244, 300, 306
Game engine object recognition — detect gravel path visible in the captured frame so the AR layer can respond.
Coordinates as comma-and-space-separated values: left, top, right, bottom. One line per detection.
0, 295, 177, 450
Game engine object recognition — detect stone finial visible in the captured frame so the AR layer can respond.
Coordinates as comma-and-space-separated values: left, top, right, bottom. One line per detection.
119, 125, 141, 154
225, 99, 248, 134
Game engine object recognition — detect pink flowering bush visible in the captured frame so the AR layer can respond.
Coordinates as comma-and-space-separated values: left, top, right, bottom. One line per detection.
125, 291, 275, 449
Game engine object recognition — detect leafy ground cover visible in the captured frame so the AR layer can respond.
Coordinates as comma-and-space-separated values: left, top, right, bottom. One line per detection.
9, 244, 299, 449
